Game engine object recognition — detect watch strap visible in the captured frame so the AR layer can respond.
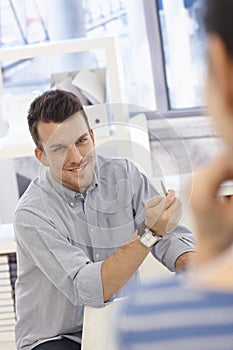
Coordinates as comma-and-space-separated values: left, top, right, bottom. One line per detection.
137, 221, 162, 248
137, 221, 148, 237
137, 220, 159, 238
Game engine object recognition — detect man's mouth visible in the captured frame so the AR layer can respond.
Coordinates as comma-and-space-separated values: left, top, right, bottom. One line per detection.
67, 162, 88, 173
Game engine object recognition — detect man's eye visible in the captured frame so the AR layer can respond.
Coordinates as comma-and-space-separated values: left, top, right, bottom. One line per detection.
78, 137, 88, 144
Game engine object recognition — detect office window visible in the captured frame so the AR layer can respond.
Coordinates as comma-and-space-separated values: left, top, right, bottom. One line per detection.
0, 0, 156, 110
83, 0, 156, 110
0, 0, 206, 116
156, 0, 206, 110
0, 0, 48, 46
0, 1, 88, 96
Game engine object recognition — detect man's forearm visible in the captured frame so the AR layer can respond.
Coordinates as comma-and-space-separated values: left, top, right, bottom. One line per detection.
101, 233, 150, 302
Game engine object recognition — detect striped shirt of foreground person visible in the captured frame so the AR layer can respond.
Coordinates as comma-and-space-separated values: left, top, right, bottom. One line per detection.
114, 276, 233, 350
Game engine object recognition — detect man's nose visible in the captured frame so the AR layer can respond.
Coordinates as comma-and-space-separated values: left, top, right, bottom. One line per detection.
66, 144, 83, 163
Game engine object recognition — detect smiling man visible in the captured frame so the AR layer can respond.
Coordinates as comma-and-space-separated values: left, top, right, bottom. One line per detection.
35, 113, 96, 194
14, 89, 194, 350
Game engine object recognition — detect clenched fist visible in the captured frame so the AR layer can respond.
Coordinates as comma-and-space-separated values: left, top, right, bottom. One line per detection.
145, 190, 182, 236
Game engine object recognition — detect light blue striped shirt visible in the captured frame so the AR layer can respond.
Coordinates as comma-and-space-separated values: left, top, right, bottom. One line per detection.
14, 155, 194, 350
114, 276, 233, 350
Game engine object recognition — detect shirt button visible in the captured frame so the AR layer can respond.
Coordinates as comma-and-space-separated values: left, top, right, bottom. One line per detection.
90, 228, 94, 232
96, 253, 100, 259
69, 202, 74, 207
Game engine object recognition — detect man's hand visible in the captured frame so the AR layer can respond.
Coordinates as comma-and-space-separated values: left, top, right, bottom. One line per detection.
145, 190, 182, 236
190, 153, 233, 264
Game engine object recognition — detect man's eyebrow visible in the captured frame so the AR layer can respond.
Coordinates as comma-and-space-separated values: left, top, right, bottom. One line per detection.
76, 132, 90, 140
48, 132, 90, 149
48, 143, 65, 150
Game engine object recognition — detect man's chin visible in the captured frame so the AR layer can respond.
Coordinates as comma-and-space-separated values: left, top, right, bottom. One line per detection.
62, 175, 93, 193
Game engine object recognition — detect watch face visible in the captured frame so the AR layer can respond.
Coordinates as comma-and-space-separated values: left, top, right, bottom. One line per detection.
139, 231, 161, 248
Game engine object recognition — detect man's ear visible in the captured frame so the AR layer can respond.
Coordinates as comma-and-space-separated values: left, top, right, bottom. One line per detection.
89, 129, 95, 146
35, 147, 49, 166
208, 35, 233, 111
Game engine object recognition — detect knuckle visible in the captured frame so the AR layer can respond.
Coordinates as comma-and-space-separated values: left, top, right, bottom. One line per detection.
168, 189, 175, 197
161, 212, 168, 223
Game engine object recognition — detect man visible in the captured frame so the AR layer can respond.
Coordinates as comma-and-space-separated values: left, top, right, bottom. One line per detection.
14, 89, 194, 350
114, 1, 233, 349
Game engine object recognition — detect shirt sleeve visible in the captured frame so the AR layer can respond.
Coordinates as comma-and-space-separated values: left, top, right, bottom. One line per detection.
127, 159, 195, 272
14, 208, 107, 308
151, 224, 195, 272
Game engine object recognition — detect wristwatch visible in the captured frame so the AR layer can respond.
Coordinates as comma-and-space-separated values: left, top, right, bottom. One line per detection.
137, 221, 161, 248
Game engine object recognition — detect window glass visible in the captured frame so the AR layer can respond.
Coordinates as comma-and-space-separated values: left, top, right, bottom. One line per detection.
83, 0, 156, 110
157, 0, 206, 109
0, 0, 156, 110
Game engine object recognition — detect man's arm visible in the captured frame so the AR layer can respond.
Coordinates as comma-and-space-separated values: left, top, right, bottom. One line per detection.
175, 251, 195, 271
101, 234, 195, 302
101, 233, 151, 302
190, 154, 233, 266
101, 190, 194, 302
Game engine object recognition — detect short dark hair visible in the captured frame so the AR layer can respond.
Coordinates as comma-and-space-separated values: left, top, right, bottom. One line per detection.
27, 89, 90, 149
204, 0, 233, 54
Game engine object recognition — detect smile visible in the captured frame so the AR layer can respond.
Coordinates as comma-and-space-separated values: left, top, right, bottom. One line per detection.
67, 162, 88, 173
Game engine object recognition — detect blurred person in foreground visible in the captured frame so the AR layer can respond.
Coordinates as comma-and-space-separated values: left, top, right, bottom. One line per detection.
114, 1, 233, 349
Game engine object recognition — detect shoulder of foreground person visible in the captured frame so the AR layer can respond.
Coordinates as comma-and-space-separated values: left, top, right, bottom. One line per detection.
113, 275, 233, 350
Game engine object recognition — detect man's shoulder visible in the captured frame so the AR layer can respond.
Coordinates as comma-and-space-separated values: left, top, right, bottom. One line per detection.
15, 173, 48, 213
138, 276, 182, 295
115, 277, 183, 325
124, 277, 185, 310
97, 154, 128, 165
97, 154, 142, 173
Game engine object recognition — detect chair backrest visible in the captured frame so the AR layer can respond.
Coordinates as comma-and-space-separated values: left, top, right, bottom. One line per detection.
81, 298, 125, 350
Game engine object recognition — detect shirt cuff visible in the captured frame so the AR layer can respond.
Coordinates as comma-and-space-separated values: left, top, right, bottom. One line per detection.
152, 232, 195, 272
76, 261, 107, 308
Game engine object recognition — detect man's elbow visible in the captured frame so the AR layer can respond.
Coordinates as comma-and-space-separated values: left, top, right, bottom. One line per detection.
174, 251, 196, 272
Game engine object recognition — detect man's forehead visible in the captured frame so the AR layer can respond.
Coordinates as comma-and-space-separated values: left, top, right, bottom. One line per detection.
38, 112, 89, 145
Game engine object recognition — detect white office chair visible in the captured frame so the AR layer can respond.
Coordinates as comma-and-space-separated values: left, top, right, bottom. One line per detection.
81, 298, 125, 350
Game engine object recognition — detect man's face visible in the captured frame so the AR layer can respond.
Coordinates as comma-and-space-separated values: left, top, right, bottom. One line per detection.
36, 112, 96, 193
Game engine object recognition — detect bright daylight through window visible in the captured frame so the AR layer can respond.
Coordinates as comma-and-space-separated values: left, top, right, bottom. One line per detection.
0, 0, 156, 110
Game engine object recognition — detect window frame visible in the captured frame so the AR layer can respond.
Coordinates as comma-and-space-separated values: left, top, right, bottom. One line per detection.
143, 0, 204, 118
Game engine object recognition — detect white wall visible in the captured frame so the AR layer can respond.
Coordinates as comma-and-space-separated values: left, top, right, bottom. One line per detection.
0, 159, 18, 224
